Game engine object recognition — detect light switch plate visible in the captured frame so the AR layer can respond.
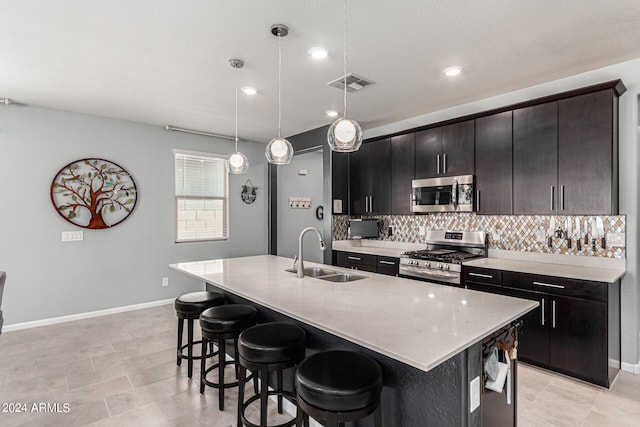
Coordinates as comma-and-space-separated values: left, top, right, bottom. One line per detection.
419, 226, 426, 236
535, 229, 546, 243
470, 376, 480, 412
606, 232, 625, 247
333, 199, 343, 214
491, 229, 501, 241
62, 231, 83, 242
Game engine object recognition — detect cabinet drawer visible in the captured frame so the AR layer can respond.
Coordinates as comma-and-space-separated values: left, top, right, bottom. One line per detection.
336, 251, 377, 267
463, 267, 502, 285
377, 256, 399, 276
503, 271, 607, 302
466, 281, 502, 294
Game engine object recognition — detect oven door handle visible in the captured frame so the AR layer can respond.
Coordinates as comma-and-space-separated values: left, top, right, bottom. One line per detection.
400, 266, 459, 279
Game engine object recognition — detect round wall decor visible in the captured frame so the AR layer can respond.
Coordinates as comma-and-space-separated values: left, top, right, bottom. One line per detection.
50, 158, 138, 229
241, 179, 258, 204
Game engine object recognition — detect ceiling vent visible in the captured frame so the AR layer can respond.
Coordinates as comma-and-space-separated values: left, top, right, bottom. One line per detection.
327, 73, 374, 92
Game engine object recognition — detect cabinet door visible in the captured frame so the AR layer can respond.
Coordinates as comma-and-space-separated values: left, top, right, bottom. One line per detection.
377, 256, 399, 276
513, 102, 558, 214
442, 120, 474, 176
502, 287, 550, 366
391, 134, 415, 214
475, 112, 513, 214
349, 139, 391, 215
549, 295, 608, 385
331, 152, 350, 214
558, 89, 615, 214
414, 127, 442, 178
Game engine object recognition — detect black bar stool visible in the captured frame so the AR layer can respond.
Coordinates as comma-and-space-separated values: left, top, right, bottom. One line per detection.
175, 291, 225, 378
200, 304, 258, 410
237, 322, 306, 427
295, 350, 383, 427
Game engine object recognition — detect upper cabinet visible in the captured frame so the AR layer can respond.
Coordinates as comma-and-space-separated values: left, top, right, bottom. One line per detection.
331, 151, 350, 214
558, 89, 617, 215
390, 134, 415, 215
513, 102, 559, 215
415, 120, 474, 178
350, 138, 391, 215
475, 111, 513, 215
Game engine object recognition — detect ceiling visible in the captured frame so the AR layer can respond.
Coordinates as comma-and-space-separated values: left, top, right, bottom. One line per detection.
2, 1, 640, 143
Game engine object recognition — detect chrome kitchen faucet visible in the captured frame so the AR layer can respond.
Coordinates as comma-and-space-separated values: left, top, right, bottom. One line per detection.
297, 227, 326, 278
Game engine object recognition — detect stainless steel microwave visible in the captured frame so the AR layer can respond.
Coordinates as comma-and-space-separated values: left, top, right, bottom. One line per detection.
411, 175, 474, 213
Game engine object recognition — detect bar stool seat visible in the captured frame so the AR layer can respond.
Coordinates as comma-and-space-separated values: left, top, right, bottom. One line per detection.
295, 350, 383, 427
200, 304, 258, 410
175, 291, 225, 378
237, 322, 306, 427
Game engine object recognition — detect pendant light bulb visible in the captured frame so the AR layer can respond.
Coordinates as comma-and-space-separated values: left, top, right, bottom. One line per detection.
328, 0, 362, 153
266, 24, 294, 165
227, 59, 249, 174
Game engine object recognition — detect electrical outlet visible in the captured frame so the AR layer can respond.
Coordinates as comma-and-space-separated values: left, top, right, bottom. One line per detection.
606, 232, 625, 247
535, 229, 546, 243
491, 229, 501, 241
388, 226, 393, 236
419, 226, 426, 236
470, 376, 480, 412
162, 277, 169, 287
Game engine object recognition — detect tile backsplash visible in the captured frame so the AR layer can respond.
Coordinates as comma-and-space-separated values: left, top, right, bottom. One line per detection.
333, 213, 626, 259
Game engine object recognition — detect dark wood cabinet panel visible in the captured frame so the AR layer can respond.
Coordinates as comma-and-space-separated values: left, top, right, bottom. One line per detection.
390, 134, 415, 215
549, 296, 608, 385
513, 102, 558, 214
331, 152, 350, 214
475, 112, 513, 214
414, 127, 442, 178
502, 286, 550, 366
350, 139, 391, 215
335, 251, 398, 276
558, 89, 616, 214
442, 120, 475, 176
377, 256, 399, 276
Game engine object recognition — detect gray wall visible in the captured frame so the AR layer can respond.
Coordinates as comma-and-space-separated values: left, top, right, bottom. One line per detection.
0, 106, 268, 325
276, 150, 324, 263
366, 58, 640, 369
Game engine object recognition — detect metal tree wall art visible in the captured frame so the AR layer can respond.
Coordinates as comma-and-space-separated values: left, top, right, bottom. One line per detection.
50, 158, 138, 229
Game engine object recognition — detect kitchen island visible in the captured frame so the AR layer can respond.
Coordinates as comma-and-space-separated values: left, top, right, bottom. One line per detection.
171, 255, 537, 426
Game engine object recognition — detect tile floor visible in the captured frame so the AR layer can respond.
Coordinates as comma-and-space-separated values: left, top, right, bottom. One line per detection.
0, 304, 638, 426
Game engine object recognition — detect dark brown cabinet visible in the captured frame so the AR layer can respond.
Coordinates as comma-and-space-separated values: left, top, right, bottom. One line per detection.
334, 251, 398, 276
513, 102, 558, 215
463, 265, 619, 387
390, 134, 415, 215
331, 152, 350, 214
415, 120, 474, 178
475, 111, 513, 214
558, 89, 617, 214
350, 139, 391, 215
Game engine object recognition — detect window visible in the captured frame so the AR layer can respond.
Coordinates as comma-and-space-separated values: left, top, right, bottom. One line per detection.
174, 150, 228, 242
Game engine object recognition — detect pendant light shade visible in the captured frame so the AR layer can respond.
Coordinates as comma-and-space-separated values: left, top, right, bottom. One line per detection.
226, 58, 249, 175
328, 0, 362, 153
266, 24, 294, 165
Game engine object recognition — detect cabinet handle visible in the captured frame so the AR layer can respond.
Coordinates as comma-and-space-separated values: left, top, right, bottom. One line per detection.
379, 260, 396, 265
550, 186, 555, 211
533, 281, 565, 289
552, 300, 556, 328
369, 196, 373, 213
541, 298, 545, 326
436, 154, 441, 174
560, 185, 565, 210
347, 256, 362, 261
443, 153, 447, 174
476, 190, 480, 211
469, 272, 493, 279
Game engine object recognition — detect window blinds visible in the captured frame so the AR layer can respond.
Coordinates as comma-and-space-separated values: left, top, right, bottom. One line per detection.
174, 151, 228, 242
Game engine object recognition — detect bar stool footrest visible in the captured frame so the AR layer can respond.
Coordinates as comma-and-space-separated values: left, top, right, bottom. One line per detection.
240, 390, 297, 427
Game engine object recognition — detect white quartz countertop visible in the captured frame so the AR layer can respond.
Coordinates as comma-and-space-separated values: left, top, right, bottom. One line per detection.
332, 240, 424, 258
464, 257, 625, 283
170, 255, 537, 372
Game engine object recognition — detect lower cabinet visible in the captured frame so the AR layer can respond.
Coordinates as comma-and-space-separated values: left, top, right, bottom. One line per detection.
334, 251, 399, 276
463, 266, 619, 387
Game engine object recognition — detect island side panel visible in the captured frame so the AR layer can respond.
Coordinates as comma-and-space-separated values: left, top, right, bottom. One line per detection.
208, 283, 482, 427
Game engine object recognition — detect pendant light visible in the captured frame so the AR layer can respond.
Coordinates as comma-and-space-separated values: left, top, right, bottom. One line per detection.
227, 59, 249, 174
327, 0, 362, 152
265, 24, 294, 165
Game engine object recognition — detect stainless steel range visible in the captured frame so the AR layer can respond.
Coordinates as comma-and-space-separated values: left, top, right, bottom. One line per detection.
399, 230, 487, 287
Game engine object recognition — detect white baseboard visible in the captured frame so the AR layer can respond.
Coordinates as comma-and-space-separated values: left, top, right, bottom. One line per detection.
621, 361, 640, 374
3, 299, 174, 332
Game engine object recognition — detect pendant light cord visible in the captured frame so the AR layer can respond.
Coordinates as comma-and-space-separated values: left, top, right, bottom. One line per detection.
343, 0, 348, 118
234, 68, 239, 151
278, 38, 283, 139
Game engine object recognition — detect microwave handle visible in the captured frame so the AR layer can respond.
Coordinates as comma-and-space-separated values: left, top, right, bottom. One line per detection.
452, 179, 458, 207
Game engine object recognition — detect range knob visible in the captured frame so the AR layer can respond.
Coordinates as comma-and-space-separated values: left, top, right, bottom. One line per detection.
437, 263, 443, 269
409, 260, 416, 265
424, 261, 430, 267
444, 264, 450, 270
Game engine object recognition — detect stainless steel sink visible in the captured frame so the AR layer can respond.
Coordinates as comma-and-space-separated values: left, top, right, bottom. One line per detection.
317, 273, 367, 282
285, 267, 338, 278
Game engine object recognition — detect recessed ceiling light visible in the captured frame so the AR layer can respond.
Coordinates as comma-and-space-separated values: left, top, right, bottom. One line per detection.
241, 86, 257, 95
308, 47, 329, 60
443, 66, 463, 77
326, 110, 339, 117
